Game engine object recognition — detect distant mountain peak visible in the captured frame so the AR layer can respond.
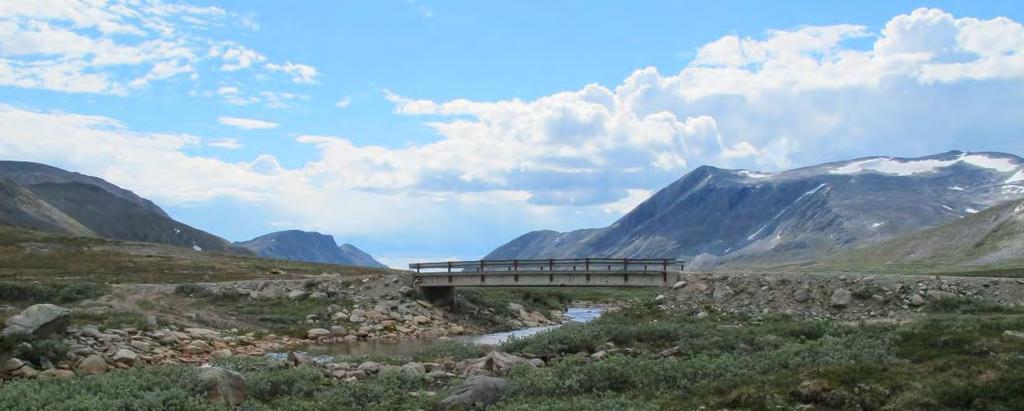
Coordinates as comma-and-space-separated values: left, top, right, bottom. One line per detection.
237, 230, 386, 268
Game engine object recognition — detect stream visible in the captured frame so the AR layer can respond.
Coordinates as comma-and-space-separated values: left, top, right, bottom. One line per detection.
271, 307, 604, 361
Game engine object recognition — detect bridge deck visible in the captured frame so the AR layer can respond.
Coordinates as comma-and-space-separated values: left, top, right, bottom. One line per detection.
410, 258, 685, 288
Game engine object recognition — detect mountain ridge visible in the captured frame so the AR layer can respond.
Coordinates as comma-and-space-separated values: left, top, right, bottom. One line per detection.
485, 150, 1024, 268
237, 230, 387, 268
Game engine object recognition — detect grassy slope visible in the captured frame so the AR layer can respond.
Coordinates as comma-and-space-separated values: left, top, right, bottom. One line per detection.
776, 199, 1024, 276
0, 224, 398, 284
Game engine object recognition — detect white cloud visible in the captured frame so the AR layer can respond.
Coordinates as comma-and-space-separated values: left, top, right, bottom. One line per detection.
0, 8, 1022, 249
335, 96, 352, 108
218, 116, 279, 130
266, 61, 319, 84
210, 43, 266, 72
209, 138, 243, 150
0, 1, 319, 98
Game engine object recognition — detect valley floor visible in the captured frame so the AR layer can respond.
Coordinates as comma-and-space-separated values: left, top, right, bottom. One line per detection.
3, 266, 1024, 409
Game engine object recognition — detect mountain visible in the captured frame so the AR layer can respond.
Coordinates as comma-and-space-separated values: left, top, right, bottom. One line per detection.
0, 177, 94, 236
237, 230, 387, 268
485, 151, 1024, 268
815, 198, 1024, 271
0, 161, 247, 254
338, 243, 388, 268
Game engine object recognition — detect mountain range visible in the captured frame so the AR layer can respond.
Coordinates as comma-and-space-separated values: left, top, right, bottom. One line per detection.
485, 151, 1024, 268
236, 230, 386, 268
0, 161, 386, 268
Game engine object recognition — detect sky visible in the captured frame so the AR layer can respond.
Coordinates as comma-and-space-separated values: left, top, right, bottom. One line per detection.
1, 1, 1023, 268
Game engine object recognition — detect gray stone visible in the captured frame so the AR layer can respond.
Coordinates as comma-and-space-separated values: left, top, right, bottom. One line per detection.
909, 294, 926, 307
77, 355, 108, 375
1, 358, 25, 374
654, 294, 666, 302
671, 280, 687, 290
1002, 330, 1024, 342
793, 288, 811, 303
112, 348, 138, 365
712, 284, 734, 301
198, 366, 246, 406
436, 376, 508, 410
307, 328, 331, 340
1, 304, 71, 338
830, 288, 852, 308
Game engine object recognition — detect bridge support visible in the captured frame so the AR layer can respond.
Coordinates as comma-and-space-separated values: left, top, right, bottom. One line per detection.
419, 286, 455, 306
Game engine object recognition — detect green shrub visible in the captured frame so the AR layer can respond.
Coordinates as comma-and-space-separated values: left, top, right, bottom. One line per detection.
0, 281, 107, 304
0, 334, 68, 365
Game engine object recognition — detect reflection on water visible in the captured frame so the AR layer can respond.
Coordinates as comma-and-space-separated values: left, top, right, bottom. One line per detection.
268, 306, 605, 361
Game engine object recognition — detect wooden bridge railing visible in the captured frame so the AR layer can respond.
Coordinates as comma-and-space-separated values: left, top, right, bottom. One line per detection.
409, 258, 685, 273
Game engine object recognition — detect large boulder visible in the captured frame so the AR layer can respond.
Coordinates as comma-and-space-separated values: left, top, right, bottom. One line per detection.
1, 304, 70, 338
457, 351, 535, 375
830, 288, 852, 308
198, 366, 246, 406
76, 355, 108, 375
436, 376, 508, 410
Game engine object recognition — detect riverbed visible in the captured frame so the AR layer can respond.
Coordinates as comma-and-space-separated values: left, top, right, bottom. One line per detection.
273, 306, 604, 360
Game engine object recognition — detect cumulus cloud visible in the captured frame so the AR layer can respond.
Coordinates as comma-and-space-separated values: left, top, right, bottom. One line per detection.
0, 8, 1022, 249
218, 116, 279, 130
335, 96, 352, 108
0, 1, 319, 96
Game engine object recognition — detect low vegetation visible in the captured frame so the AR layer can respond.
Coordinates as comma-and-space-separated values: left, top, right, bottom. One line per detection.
4, 298, 1022, 410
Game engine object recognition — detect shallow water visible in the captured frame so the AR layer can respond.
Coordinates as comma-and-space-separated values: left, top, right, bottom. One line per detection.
269, 306, 605, 361
465, 307, 604, 345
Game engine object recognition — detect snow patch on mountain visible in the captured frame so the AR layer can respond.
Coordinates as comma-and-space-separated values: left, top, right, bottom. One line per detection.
829, 153, 1019, 176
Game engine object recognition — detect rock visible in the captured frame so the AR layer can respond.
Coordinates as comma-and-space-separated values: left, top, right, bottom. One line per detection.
695, 311, 709, 319
77, 355, 108, 375
1, 304, 71, 338
927, 290, 956, 300
112, 348, 138, 365
13, 365, 38, 378
830, 288, 852, 308
1, 358, 25, 374
909, 294, 926, 307
793, 288, 811, 303
198, 366, 246, 406
37, 369, 75, 379
349, 309, 367, 323
672, 280, 687, 290
1002, 330, 1024, 342
287, 290, 307, 300
459, 351, 533, 375
358, 361, 382, 373
654, 294, 666, 302
144, 315, 159, 329
309, 292, 328, 300
414, 315, 430, 325
330, 325, 348, 336
288, 351, 312, 366
796, 379, 833, 402
184, 328, 221, 341
507, 302, 525, 313
307, 328, 332, 340
436, 376, 508, 410
591, 350, 607, 359
398, 285, 414, 297
211, 349, 233, 360
712, 284, 734, 301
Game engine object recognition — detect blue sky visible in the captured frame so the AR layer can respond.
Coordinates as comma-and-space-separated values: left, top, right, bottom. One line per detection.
1, 1, 1023, 267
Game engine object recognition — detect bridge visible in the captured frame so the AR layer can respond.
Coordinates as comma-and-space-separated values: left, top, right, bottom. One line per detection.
409, 258, 685, 305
